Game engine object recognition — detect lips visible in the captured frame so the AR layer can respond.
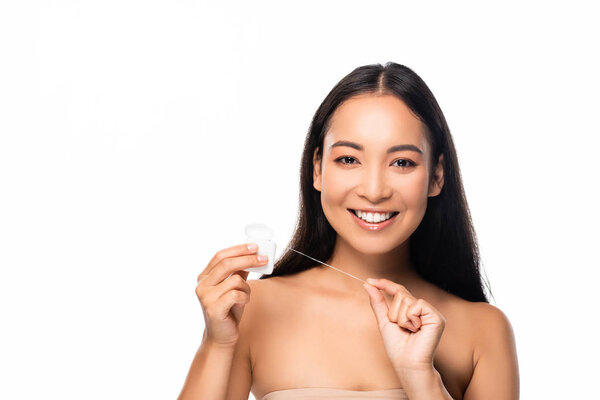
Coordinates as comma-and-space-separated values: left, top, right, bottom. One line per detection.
347, 208, 399, 231
348, 209, 399, 222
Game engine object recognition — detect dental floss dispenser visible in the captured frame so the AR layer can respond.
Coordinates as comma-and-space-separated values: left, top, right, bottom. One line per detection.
244, 223, 276, 274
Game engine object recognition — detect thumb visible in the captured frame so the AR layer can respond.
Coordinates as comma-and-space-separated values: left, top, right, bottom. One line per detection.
363, 282, 390, 329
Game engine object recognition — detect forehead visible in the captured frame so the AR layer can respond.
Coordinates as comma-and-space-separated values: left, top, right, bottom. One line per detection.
324, 94, 429, 153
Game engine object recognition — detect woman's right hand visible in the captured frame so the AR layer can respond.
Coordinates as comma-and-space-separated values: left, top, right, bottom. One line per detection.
195, 243, 268, 347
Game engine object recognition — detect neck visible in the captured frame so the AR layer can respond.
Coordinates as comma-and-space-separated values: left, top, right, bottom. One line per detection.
316, 235, 422, 295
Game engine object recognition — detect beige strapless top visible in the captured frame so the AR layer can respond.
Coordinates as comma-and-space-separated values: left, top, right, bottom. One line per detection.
261, 387, 408, 399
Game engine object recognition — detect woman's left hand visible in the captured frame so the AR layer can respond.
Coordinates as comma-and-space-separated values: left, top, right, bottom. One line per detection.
363, 278, 446, 374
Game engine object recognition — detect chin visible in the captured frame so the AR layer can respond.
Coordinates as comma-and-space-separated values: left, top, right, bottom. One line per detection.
346, 237, 406, 256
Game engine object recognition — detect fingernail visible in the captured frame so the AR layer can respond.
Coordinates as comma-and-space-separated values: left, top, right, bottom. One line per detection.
367, 278, 377, 284
247, 243, 258, 251
257, 255, 267, 263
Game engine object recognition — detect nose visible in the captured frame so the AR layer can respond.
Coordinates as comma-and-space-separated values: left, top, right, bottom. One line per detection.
356, 164, 393, 203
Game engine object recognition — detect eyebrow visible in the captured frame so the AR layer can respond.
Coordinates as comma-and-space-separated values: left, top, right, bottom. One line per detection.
329, 140, 423, 155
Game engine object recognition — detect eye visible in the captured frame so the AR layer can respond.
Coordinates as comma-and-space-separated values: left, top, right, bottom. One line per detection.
392, 159, 416, 168
335, 156, 358, 165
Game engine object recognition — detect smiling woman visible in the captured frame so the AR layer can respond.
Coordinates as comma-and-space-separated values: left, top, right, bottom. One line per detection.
179, 62, 519, 400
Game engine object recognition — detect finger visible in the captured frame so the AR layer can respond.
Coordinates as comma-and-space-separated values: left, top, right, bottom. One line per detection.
198, 268, 249, 285
387, 293, 406, 324
198, 273, 251, 306
199, 243, 259, 280
408, 298, 441, 326
366, 278, 402, 296
363, 282, 390, 329
213, 289, 250, 322
204, 254, 267, 286
367, 278, 416, 302
230, 300, 246, 325
398, 298, 419, 332
407, 302, 422, 330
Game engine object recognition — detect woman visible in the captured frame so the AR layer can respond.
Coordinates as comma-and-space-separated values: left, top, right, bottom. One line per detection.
179, 62, 520, 400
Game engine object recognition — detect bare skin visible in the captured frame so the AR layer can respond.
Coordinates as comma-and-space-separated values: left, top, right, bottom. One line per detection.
243, 267, 479, 400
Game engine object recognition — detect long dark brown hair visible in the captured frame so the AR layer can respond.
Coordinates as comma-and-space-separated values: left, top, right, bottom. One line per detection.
259, 62, 492, 303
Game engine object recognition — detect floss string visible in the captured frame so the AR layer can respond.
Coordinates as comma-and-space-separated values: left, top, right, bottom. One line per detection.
284, 246, 367, 283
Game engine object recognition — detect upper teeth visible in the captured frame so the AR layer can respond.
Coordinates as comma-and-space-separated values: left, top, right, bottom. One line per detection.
355, 210, 394, 223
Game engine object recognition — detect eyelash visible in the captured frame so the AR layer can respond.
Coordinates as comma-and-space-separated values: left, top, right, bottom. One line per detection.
334, 156, 416, 168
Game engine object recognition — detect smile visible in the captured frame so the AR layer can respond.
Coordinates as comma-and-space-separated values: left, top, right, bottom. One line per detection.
347, 209, 400, 231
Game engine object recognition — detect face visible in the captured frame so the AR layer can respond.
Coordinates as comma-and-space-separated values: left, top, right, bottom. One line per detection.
312, 94, 444, 255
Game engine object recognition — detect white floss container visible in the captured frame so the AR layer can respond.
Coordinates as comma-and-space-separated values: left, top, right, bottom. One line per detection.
244, 223, 276, 275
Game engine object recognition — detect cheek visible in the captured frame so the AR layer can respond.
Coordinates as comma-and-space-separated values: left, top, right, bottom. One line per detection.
394, 170, 430, 207
321, 166, 352, 202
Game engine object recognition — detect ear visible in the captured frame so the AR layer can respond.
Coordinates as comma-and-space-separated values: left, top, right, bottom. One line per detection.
428, 153, 445, 197
313, 147, 322, 192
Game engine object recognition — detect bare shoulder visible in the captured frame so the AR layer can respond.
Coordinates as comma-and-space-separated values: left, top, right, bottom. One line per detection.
466, 302, 515, 339
468, 302, 517, 357
243, 273, 312, 335
427, 290, 519, 399
248, 275, 292, 291
247, 276, 287, 304
236, 278, 272, 376
244, 278, 269, 318
242, 277, 293, 371
247, 277, 266, 296
470, 301, 513, 323
248, 273, 307, 301
235, 278, 277, 340
429, 286, 510, 329
226, 276, 298, 400
243, 277, 287, 329
247, 277, 279, 300
461, 301, 520, 399
239, 278, 274, 335
438, 292, 516, 349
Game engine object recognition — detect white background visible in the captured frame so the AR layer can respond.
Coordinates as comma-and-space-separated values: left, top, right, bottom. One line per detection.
1, 1, 598, 399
